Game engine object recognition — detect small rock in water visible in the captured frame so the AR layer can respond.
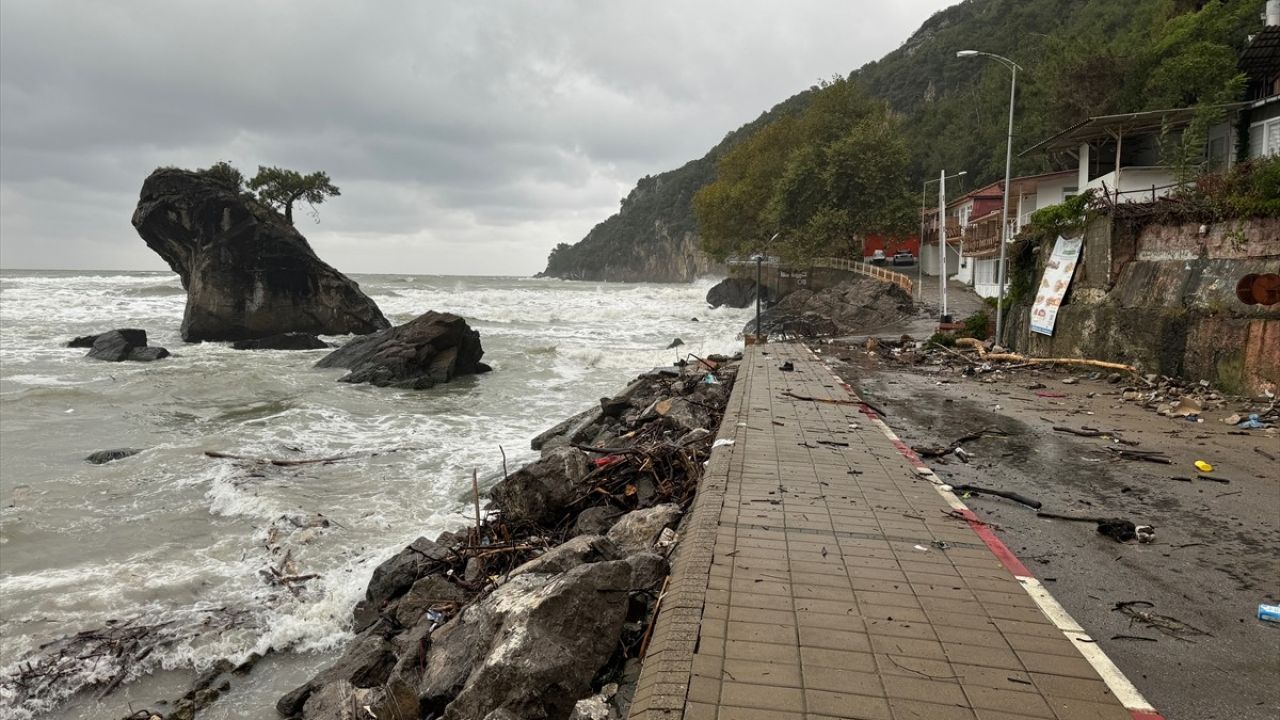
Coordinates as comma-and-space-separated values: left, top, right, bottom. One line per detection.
85, 448, 143, 465
666, 338, 684, 349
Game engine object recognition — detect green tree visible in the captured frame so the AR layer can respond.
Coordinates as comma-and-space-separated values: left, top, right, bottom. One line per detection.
248, 166, 341, 225
198, 161, 247, 193
694, 78, 914, 263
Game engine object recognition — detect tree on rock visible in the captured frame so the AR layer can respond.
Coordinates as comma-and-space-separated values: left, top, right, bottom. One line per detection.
199, 161, 247, 193
248, 166, 340, 225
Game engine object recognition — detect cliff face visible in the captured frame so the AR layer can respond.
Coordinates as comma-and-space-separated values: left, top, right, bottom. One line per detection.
540, 161, 720, 283
540, 95, 812, 284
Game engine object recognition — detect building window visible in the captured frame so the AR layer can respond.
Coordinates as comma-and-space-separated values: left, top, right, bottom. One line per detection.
1207, 136, 1228, 170
1063, 185, 1078, 199
1249, 118, 1280, 159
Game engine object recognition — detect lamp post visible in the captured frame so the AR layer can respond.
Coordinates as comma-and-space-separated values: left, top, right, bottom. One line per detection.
957, 49, 1021, 346
921, 171, 967, 306
752, 232, 780, 342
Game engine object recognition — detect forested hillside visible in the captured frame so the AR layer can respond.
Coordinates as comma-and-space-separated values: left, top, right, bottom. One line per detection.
541, 0, 1266, 280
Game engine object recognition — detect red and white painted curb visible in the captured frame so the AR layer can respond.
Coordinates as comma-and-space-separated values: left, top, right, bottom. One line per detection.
818, 355, 1165, 720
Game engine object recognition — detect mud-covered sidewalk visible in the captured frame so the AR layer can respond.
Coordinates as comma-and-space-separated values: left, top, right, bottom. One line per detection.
825, 344, 1279, 720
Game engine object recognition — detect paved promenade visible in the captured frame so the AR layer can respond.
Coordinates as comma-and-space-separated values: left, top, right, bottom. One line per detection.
629, 344, 1155, 720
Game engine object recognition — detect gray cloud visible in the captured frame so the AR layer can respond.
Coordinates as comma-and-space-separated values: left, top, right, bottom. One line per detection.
1, 0, 953, 275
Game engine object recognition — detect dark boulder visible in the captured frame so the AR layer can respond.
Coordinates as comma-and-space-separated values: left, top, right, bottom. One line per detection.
353, 536, 452, 632
625, 552, 670, 591
441, 561, 632, 720
508, 535, 621, 578
488, 446, 590, 528
315, 311, 490, 389
84, 329, 169, 362
606, 504, 682, 556
706, 277, 761, 309
571, 506, 621, 537
85, 448, 142, 465
276, 631, 395, 716
131, 168, 389, 342
419, 574, 550, 709
666, 338, 684, 349
231, 332, 328, 350
127, 346, 172, 362
393, 575, 471, 628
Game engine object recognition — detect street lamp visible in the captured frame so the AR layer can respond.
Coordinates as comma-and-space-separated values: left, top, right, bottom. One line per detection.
752, 232, 780, 342
957, 49, 1021, 345
920, 171, 967, 307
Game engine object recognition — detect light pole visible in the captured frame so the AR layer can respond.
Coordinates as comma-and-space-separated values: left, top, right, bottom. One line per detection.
752, 232, 780, 341
920, 171, 966, 305
957, 49, 1020, 346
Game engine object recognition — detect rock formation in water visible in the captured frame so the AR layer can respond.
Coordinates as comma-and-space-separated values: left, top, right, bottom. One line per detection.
76, 328, 171, 362
131, 168, 390, 342
705, 277, 762, 308
314, 311, 490, 388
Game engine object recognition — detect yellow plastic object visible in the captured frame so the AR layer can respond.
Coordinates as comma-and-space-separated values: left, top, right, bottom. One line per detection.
1194, 460, 1213, 473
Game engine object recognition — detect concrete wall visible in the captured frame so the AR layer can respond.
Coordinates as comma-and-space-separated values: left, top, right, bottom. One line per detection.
1009, 217, 1280, 393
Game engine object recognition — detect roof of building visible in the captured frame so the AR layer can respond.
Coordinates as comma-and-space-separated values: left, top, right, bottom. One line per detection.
1020, 105, 1245, 156
1241, 26, 1280, 78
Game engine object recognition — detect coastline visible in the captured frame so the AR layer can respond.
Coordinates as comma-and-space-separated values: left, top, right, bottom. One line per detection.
107, 353, 744, 719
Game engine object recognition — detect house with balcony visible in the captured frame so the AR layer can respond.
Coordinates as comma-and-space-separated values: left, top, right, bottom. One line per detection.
920, 170, 1076, 298
1239, 4, 1280, 160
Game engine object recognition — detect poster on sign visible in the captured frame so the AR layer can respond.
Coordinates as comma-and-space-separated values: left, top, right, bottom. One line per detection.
1030, 234, 1084, 336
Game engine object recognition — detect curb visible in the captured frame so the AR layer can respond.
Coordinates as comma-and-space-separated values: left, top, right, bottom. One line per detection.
820, 357, 1166, 720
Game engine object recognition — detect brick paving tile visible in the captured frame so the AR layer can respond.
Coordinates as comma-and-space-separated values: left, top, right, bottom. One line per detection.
626, 346, 1138, 720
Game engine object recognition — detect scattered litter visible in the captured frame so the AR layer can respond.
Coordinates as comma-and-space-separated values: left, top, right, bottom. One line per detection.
913, 544, 929, 552
1259, 604, 1280, 624
1170, 397, 1203, 417
1193, 460, 1214, 473
1104, 446, 1172, 464
1113, 600, 1211, 640
779, 361, 795, 372
951, 483, 1041, 509
712, 439, 735, 449
655, 527, 679, 552
1237, 413, 1268, 429
1035, 391, 1068, 398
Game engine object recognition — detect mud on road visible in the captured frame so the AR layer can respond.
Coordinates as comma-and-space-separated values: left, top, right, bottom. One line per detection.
824, 347, 1279, 720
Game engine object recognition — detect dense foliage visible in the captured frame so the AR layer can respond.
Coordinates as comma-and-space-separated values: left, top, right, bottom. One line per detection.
693, 80, 916, 262
543, 0, 1268, 279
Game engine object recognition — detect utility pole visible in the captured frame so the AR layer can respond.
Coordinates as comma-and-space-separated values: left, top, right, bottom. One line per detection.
938, 170, 948, 322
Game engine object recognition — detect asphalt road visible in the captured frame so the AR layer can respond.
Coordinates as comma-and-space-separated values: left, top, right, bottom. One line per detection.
825, 351, 1280, 720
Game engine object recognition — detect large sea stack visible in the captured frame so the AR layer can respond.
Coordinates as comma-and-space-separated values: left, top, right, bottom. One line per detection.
131, 168, 390, 342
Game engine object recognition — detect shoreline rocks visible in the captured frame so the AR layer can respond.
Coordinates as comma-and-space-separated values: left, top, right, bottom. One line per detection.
314, 311, 491, 389
131, 167, 390, 342
274, 355, 741, 720
706, 276, 763, 309
74, 329, 171, 362
747, 276, 913, 337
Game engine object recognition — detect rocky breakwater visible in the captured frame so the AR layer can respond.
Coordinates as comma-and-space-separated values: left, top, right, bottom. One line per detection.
131, 168, 389, 342
278, 355, 739, 720
749, 276, 913, 338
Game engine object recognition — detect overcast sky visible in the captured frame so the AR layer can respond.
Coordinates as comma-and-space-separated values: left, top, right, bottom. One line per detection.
1, 1, 954, 276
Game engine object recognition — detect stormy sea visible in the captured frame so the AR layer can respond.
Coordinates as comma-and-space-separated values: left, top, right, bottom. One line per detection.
0, 270, 752, 719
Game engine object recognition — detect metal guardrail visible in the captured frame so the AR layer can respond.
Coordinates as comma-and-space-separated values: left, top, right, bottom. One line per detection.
809, 257, 914, 294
